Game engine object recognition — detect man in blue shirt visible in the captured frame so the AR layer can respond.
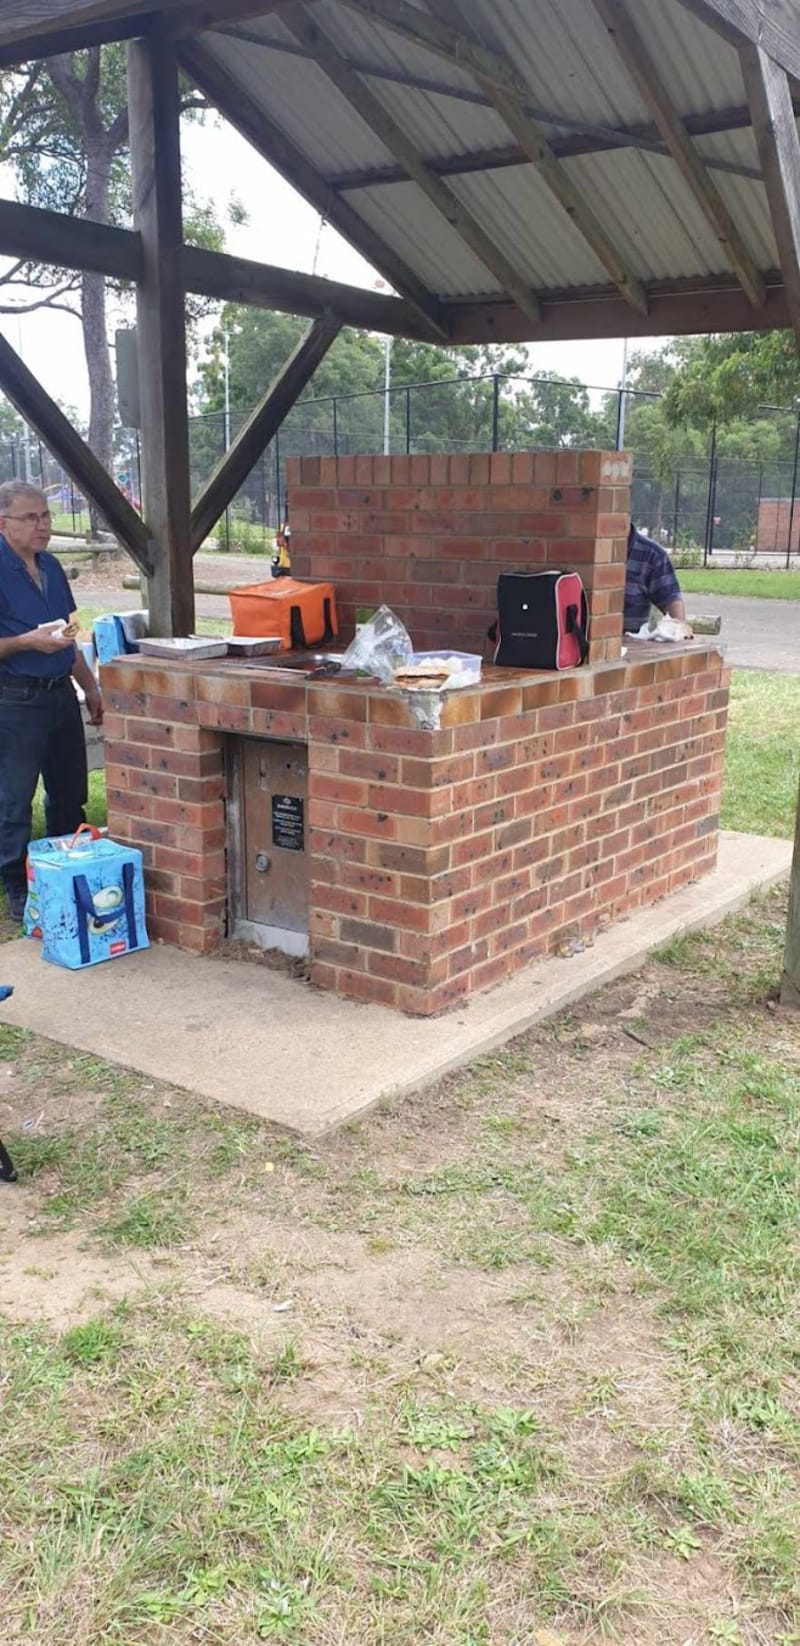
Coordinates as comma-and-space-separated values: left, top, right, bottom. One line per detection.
624, 522, 689, 634
0, 480, 103, 921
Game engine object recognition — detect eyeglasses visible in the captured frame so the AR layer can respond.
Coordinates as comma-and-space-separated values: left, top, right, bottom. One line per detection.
4, 511, 52, 525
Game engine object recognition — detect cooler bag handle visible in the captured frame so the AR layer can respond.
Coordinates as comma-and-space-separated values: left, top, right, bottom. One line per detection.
565, 601, 589, 664
67, 823, 103, 851
73, 862, 139, 966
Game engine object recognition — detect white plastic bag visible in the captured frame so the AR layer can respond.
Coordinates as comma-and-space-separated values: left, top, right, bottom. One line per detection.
625, 616, 693, 643
340, 605, 413, 683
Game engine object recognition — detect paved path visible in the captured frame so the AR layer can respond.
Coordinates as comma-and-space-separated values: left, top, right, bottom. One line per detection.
686, 594, 798, 673
72, 551, 799, 675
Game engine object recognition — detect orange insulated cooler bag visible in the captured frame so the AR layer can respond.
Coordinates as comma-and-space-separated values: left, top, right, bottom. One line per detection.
228, 579, 338, 653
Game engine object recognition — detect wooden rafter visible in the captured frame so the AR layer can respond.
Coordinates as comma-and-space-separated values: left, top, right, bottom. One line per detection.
282, 6, 541, 327
0, 333, 152, 571
334, 0, 525, 97
672, 0, 800, 82
0, 0, 310, 59
217, 28, 766, 182
176, 40, 447, 340
182, 245, 435, 336
191, 312, 341, 552
740, 45, 800, 348
591, 0, 765, 309
426, 0, 647, 316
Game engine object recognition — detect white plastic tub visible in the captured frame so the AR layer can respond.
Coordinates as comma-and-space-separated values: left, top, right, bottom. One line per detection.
408, 650, 482, 689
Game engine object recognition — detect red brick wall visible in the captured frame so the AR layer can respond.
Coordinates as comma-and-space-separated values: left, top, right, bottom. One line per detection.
306, 649, 729, 1014
104, 642, 729, 1014
757, 498, 800, 555
287, 450, 632, 664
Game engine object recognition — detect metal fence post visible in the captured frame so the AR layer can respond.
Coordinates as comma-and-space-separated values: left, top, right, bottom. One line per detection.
405, 387, 411, 456
671, 470, 681, 548
492, 374, 500, 452
275, 427, 282, 529
332, 395, 339, 458
786, 410, 800, 568
703, 419, 718, 565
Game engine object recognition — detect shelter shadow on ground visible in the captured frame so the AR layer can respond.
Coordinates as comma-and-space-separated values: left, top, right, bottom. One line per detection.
0, 831, 790, 1136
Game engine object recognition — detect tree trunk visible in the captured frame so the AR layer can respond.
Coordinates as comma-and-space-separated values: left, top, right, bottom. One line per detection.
82, 143, 115, 539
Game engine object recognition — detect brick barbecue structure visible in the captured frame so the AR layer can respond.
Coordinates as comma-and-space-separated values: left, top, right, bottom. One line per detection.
104, 450, 729, 1016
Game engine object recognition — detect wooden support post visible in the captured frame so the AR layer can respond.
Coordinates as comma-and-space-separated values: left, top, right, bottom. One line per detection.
781, 773, 800, 1008
191, 313, 342, 553
0, 332, 152, 572
127, 37, 194, 636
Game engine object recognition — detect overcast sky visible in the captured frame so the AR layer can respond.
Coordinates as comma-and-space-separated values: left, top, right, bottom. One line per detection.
0, 112, 663, 422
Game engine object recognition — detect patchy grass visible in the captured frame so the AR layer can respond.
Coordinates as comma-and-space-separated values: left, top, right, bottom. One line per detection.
1, 887, 799, 1643
680, 568, 800, 599
721, 672, 800, 837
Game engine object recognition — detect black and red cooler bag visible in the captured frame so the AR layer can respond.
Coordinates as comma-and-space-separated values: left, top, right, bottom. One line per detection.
491, 571, 590, 670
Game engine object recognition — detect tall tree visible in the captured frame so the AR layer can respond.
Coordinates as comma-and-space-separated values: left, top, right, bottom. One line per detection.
0, 48, 230, 532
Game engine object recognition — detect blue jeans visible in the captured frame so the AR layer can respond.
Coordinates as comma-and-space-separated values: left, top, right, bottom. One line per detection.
0, 674, 87, 903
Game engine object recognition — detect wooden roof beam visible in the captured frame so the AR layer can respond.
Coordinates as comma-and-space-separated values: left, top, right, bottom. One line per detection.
0, 196, 142, 278
447, 273, 789, 344
0, 194, 440, 338
182, 245, 438, 337
0, 0, 310, 61
191, 312, 341, 553
673, 0, 800, 82
740, 45, 800, 348
282, 5, 541, 327
0, 331, 152, 572
426, 0, 647, 317
591, 0, 765, 309
326, 138, 760, 191
176, 40, 448, 340
334, 0, 526, 97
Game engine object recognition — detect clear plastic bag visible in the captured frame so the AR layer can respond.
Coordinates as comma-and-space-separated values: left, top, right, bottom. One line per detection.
340, 605, 413, 683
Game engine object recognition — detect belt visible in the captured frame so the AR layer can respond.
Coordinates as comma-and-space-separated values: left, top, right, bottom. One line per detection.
0, 672, 71, 692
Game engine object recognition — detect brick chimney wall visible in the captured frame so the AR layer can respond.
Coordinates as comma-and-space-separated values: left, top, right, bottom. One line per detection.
287, 450, 632, 664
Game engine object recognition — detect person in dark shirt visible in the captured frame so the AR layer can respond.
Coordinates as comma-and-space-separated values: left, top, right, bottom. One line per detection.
624, 522, 689, 634
0, 481, 103, 921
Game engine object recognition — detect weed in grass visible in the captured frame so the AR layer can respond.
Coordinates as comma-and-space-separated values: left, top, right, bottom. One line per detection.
59, 1318, 124, 1367
97, 1191, 192, 1249
0, 1023, 28, 1058
268, 1341, 304, 1384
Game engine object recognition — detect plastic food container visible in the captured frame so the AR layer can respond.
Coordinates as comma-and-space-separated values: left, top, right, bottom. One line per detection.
408, 650, 482, 688
225, 636, 282, 657
138, 636, 229, 661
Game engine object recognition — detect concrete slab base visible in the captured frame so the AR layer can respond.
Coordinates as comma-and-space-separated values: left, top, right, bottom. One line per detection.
0, 832, 790, 1138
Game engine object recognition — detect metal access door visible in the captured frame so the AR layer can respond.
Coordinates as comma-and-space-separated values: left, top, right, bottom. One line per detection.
228, 738, 309, 954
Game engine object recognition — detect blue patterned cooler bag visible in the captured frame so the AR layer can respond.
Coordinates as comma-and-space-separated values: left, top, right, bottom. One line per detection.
25, 825, 149, 969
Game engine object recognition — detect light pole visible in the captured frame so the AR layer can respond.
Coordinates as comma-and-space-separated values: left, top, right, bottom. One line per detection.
13, 313, 32, 482
616, 336, 629, 451
374, 280, 392, 455
222, 325, 231, 550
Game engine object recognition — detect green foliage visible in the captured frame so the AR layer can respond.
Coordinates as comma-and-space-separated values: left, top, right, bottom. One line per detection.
661, 332, 800, 426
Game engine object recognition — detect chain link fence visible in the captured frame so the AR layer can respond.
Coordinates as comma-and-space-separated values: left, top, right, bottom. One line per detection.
2, 373, 799, 564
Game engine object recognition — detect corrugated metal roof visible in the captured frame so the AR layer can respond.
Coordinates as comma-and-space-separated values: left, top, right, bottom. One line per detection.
191, 0, 794, 323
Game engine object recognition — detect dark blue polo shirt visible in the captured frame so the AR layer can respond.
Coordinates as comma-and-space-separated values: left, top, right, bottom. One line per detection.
0, 535, 75, 679
624, 525, 682, 632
